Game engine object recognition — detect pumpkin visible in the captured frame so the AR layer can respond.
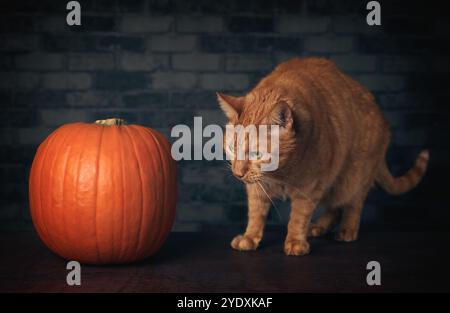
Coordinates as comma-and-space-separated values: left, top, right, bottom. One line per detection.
29, 118, 177, 264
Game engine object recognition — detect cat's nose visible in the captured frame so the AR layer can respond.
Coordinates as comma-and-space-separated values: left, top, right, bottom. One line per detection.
233, 161, 248, 178
234, 170, 245, 178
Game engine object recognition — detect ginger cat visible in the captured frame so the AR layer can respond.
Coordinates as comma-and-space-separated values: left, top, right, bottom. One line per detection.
217, 57, 429, 256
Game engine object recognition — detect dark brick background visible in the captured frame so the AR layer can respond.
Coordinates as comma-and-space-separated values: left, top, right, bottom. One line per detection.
1, 0, 449, 232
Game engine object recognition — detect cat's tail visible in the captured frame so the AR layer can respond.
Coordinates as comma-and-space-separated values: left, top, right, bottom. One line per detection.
376, 149, 429, 195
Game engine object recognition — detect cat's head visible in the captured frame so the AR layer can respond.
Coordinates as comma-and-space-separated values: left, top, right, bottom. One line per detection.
217, 91, 297, 184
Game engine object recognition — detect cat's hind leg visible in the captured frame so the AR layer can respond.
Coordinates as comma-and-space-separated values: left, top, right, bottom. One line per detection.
335, 203, 362, 242
335, 186, 370, 242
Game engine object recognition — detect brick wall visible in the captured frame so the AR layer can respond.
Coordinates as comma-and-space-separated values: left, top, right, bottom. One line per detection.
1, 0, 449, 231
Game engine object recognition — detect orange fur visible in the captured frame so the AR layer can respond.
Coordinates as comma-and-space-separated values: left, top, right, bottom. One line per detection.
218, 57, 429, 255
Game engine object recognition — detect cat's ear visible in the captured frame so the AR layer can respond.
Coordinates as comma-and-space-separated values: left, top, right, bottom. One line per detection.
217, 92, 244, 122
272, 102, 294, 132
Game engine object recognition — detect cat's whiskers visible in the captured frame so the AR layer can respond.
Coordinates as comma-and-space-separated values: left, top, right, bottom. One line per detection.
256, 181, 283, 222
222, 161, 241, 182
223, 160, 283, 222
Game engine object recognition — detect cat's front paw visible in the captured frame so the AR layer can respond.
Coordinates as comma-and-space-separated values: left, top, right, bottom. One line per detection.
284, 239, 310, 256
335, 228, 358, 242
231, 234, 258, 251
308, 224, 327, 237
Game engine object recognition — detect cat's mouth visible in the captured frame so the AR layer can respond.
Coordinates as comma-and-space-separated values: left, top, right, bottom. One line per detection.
241, 175, 263, 184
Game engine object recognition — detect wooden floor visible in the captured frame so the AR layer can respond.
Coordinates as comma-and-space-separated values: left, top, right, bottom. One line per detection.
1, 229, 449, 292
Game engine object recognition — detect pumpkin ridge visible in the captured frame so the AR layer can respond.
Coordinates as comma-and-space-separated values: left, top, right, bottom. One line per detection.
93, 125, 105, 263
144, 128, 170, 253
117, 128, 135, 261
116, 127, 126, 262
131, 126, 161, 256
147, 129, 172, 249
41, 128, 75, 254
101, 127, 116, 261
33, 131, 60, 254
70, 125, 93, 260
123, 126, 145, 260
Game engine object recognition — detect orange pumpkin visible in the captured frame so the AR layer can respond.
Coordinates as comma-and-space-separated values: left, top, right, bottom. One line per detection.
29, 119, 177, 264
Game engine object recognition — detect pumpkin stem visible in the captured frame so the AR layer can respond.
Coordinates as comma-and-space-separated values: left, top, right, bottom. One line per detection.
95, 118, 125, 126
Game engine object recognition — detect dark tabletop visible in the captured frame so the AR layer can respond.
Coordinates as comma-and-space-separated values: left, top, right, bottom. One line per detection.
1, 229, 449, 292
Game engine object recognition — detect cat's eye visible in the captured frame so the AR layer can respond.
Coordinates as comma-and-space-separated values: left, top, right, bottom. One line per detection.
249, 151, 263, 160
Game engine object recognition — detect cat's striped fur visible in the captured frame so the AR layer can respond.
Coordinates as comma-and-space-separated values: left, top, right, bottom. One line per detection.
218, 57, 429, 255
